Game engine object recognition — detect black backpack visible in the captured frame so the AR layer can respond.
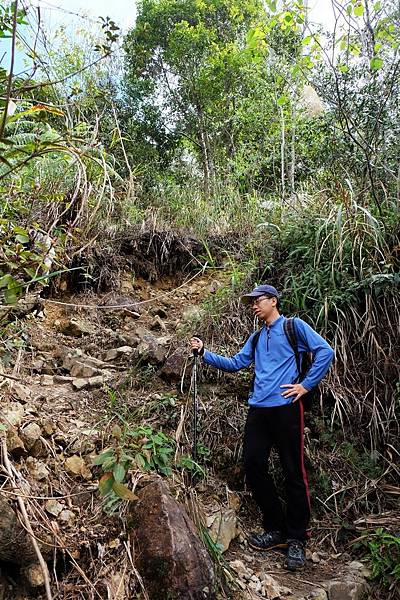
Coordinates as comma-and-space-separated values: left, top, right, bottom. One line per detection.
251, 317, 318, 410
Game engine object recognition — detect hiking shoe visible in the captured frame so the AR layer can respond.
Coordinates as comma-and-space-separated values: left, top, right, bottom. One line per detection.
248, 530, 287, 551
284, 539, 306, 571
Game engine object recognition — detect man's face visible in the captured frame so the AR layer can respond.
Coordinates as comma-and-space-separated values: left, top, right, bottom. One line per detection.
251, 295, 277, 320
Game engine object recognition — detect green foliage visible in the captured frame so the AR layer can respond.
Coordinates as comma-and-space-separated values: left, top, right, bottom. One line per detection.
277, 197, 398, 327
126, 425, 175, 476
122, 0, 313, 194
362, 529, 400, 586
340, 442, 383, 479
93, 422, 175, 513
178, 455, 206, 479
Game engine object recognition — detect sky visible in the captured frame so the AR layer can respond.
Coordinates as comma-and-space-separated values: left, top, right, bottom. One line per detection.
0, 0, 336, 77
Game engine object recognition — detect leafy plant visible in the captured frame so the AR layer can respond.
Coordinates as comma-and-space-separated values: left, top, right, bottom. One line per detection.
363, 529, 400, 587
93, 423, 176, 507
92, 424, 138, 513
178, 455, 206, 479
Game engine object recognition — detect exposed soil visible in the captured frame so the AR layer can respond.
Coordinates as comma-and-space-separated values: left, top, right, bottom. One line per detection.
0, 269, 377, 599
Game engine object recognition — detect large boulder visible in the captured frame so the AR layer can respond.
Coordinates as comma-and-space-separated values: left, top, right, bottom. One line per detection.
0, 496, 36, 564
131, 479, 215, 600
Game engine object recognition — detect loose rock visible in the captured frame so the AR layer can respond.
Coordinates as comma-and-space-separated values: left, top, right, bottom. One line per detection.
70, 361, 103, 378
11, 383, 32, 404
6, 425, 26, 457
132, 479, 215, 599
59, 510, 75, 525
325, 579, 368, 600
104, 346, 134, 362
259, 573, 290, 599
0, 497, 36, 564
206, 509, 238, 553
26, 457, 49, 480
20, 422, 42, 450
229, 559, 253, 580
22, 563, 49, 588
45, 499, 65, 517
1, 402, 25, 427
61, 318, 95, 337
308, 589, 328, 600
72, 375, 110, 391
65, 455, 92, 479
160, 349, 188, 382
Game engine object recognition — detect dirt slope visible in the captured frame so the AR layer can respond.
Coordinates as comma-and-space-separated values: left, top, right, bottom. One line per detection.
0, 271, 373, 599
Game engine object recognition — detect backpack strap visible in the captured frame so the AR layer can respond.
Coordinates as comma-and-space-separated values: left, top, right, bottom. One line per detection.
250, 328, 262, 393
251, 328, 263, 358
283, 317, 302, 380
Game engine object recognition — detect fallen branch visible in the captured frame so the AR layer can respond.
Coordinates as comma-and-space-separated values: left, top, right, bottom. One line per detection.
0, 372, 22, 381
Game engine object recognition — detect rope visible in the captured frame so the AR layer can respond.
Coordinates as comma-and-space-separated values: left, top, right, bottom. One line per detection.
33, 270, 204, 310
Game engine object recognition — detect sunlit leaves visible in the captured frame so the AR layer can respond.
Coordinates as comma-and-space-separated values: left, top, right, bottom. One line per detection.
265, 0, 277, 12
370, 56, 383, 71
354, 3, 364, 17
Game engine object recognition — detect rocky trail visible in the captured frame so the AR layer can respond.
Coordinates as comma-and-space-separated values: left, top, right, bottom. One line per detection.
0, 271, 372, 600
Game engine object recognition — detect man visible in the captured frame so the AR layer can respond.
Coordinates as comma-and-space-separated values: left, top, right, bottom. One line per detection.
191, 284, 334, 571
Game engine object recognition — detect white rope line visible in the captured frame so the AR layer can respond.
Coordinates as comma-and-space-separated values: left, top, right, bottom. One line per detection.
37, 270, 204, 310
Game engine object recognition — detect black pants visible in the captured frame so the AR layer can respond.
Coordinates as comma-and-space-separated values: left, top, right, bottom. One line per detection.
243, 402, 311, 541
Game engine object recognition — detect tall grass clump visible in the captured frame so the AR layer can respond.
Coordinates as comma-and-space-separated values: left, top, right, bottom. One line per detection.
198, 192, 399, 452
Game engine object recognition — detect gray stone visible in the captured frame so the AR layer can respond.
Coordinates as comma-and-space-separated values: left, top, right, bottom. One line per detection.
325, 579, 368, 600
104, 346, 134, 362
59, 509, 75, 525
45, 500, 64, 517
72, 375, 109, 390
248, 578, 262, 593
1, 402, 25, 427
26, 457, 49, 481
20, 422, 42, 450
61, 318, 95, 337
69, 361, 103, 378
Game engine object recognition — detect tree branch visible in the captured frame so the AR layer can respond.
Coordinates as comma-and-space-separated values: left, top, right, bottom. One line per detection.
0, 0, 19, 139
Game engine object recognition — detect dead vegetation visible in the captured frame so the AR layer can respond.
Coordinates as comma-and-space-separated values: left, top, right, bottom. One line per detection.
0, 233, 399, 599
